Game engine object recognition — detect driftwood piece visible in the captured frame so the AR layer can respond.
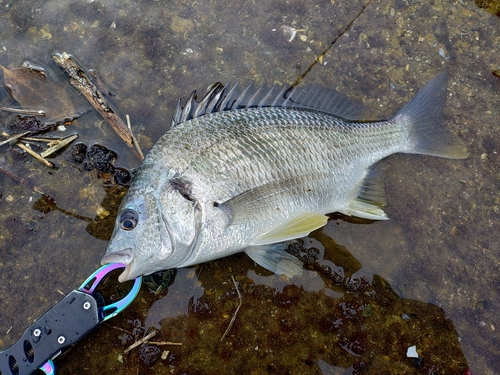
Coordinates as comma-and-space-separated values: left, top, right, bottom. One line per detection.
52, 52, 144, 161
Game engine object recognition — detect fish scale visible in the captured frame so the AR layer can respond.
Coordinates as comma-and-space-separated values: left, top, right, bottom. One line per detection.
102, 71, 467, 282
166, 110, 379, 189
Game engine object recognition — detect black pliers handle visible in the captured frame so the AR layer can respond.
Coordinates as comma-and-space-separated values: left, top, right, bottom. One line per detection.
0, 263, 142, 375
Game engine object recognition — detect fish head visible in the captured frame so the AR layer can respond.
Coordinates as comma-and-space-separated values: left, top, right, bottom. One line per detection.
101, 184, 198, 282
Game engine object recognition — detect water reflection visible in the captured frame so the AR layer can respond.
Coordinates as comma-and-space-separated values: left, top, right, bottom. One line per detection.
58, 225, 469, 374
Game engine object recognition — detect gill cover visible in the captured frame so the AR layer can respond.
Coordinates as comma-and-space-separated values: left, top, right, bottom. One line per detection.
102, 191, 173, 281
102, 175, 201, 281
156, 178, 200, 264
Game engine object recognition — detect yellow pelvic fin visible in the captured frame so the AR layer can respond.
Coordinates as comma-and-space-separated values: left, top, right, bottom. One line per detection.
253, 212, 328, 246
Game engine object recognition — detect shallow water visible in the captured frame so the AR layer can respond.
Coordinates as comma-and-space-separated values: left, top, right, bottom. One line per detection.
0, 0, 498, 374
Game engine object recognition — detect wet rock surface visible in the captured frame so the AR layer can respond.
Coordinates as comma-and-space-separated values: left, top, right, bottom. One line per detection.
0, 0, 498, 374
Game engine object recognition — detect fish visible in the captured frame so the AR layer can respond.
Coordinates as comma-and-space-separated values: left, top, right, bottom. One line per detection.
101, 70, 467, 282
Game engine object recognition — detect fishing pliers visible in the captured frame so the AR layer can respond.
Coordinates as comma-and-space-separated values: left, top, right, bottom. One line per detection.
0, 263, 142, 375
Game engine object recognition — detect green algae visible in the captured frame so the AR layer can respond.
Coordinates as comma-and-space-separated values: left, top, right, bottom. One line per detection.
56, 240, 469, 374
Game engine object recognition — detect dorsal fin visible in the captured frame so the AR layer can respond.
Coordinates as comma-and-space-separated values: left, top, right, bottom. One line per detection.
170, 81, 366, 127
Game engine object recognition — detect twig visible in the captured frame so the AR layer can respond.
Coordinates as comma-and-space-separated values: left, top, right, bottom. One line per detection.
22, 136, 63, 143
16, 142, 55, 168
146, 341, 182, 346
105, 324, 133, 335
40, 134, 78, 158
221, 276, 242, 341
124, 329, 158, 353
0, 131, 30, 146
0, 106, 45, 116
0, 164, 46, 195
126, 114, 144, 160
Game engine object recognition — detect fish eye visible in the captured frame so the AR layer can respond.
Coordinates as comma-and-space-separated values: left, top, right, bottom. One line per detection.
119, 209, 138, 231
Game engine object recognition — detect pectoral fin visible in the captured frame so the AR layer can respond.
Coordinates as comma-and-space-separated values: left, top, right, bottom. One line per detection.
218, 174, 330, 226
253, 212, 328, 245
218, 179, 299, 225
245, 243, 303, 278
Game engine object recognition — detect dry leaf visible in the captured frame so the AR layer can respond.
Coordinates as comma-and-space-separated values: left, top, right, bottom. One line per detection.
1, 64, 75, 122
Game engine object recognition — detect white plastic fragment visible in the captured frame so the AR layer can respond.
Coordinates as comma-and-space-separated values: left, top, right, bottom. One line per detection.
161, 350, 169, 360
406, 345, 419, 358
281, 26, 296, 42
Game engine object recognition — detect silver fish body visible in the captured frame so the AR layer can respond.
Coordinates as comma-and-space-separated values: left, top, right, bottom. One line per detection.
102, 71, 467, 282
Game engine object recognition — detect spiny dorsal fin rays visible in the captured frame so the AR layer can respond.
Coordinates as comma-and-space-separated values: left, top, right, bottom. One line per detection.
281, 85, 298, 107
179, 90, 196, 124
170, 98, 183, 128
270, 87, 288, 107
170, 80, 367, 128
192, 82, 224, 118
171, 83, 226, 128
244, 83, 263, 109
218, 81, 238, 111
204, 82, 225, 114
236, 84, 252, 109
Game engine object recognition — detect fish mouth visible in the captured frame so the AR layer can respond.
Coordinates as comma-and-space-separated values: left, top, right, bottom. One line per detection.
101, 248, 136, 282
117, 261, 136, 282
101, 248, 133, 265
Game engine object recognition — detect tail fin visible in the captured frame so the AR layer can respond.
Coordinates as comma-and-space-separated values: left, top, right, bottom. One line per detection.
395, 70, 468, 159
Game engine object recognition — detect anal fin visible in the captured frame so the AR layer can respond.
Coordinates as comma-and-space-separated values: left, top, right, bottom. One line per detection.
338, 164, 389, 220
338, 198, 389, 220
